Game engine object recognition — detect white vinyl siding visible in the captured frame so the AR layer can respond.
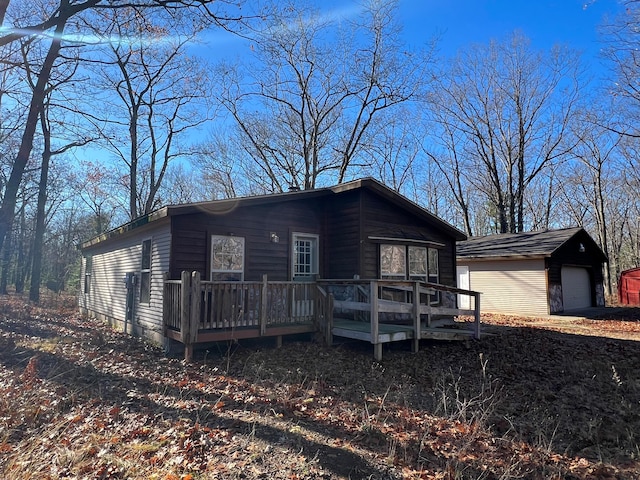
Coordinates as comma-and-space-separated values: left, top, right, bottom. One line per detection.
463, 259, 548, 316
79, 224, 171, 344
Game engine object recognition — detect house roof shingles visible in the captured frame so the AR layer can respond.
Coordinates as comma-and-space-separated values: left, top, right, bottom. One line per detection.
81, 177, 467, 249
456, 227, 590, 260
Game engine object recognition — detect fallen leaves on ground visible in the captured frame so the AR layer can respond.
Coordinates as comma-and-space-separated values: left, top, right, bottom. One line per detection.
0, 294, 639, 479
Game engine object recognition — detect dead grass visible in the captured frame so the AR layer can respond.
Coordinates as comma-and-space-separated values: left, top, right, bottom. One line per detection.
0, 294, 639, 479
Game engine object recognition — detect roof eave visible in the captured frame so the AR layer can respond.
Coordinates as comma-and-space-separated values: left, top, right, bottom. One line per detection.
457, 254, 549, 261
80, 207, 170, 250
358, 178, 467, 241
79, 177, 467, 249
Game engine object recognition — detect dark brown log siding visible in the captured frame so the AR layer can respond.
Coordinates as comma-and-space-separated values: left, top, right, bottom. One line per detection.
170, 201, 323, 281
359, 190, 457, 286
169, 188, 459, 285
324, 191, 362, 279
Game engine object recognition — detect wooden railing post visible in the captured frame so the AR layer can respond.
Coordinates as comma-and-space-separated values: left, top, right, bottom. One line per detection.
260, 274, 268, 335
162, 272, 170, 336
180, 271, 192, 361
412, 281, 420, 353
325, 293, 334, 347
473, 292, 481, 340
370, 280, 382, 361
180, 271, 201, 362
189, 270, 201, 341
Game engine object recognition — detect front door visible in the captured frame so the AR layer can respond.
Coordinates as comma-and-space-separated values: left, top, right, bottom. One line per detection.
291, 233, 319, 317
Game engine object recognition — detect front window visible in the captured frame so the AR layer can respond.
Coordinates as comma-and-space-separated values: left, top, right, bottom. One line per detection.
428, 248, 439, 284
292, 233, 319, 279
140, 239, 151, 304
380, 245, 406, 279
211, 235, 245, 281
408, 246, 427, 281
380, 244, 440, 303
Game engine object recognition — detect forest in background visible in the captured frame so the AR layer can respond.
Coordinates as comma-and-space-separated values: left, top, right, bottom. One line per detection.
1, 0, 639, 302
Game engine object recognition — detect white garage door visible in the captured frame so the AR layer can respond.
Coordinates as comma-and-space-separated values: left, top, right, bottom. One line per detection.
561, 267, 591, 311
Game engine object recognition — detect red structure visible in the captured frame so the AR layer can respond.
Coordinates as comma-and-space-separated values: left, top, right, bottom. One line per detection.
619, 267, 640, 306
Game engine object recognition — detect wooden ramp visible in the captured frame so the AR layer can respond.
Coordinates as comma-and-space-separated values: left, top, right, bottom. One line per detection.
333, 319, 415, 343
332, 318, 478, 360
324, 279, 481, 360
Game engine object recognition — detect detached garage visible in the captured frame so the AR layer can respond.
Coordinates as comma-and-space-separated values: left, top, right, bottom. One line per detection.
457, 228, 607, 316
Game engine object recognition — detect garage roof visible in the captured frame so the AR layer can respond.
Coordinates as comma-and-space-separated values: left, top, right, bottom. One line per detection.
457, 227, 606, 260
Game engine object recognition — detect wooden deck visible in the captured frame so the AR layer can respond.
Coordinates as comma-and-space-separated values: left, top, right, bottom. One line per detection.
163, 272, 480, 361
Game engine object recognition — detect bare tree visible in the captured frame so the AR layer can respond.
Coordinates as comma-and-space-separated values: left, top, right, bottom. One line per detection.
212, 0, 428, 191
69, 160, 120, 235
616, 137, 640, 269
13, 28, 93, 302
601, 0, 640, 138
426, 32, 583, 233
359, 107, 421, 195
423, 119, 474, 235
81, 6, 212, 219
569, 110, 621, 296
599, 0, 640, 276
0, 0, 246, 262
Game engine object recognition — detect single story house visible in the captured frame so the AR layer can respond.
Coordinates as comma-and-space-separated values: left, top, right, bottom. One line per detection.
79, 178, 470, 354
456, 227, 607, 316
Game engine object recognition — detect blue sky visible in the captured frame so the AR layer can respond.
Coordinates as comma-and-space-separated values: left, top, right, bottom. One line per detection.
320, 0, 624, 81
201, 1, 623, 71
399, 0, 621, 55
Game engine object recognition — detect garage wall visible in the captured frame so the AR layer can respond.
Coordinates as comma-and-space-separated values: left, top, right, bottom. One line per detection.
462, 258, 549, 316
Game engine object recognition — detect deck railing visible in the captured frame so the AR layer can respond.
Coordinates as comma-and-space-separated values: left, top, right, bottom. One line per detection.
163, 272, 479, 361
319, 279, 481, 360
163, 271, 333, 360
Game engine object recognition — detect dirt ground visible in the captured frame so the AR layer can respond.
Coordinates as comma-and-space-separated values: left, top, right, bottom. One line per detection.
0, 296, 639, 479
481, 306, 640, 340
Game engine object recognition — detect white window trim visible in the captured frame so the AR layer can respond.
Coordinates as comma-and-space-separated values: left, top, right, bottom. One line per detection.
210, 235, 245, 281
140, 238, 152, 305
291, 232, 319, 280
84, 255, 92, 295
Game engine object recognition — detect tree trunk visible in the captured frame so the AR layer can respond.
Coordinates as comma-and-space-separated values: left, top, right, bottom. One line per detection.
29, 108, 52, 303
0, 0, 10, 26
0, 226, 13, 294
14, 205, 28, 294
0, 14, 67, 257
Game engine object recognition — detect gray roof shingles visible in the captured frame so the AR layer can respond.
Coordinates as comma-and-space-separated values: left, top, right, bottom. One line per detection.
456, 227, 584, 259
